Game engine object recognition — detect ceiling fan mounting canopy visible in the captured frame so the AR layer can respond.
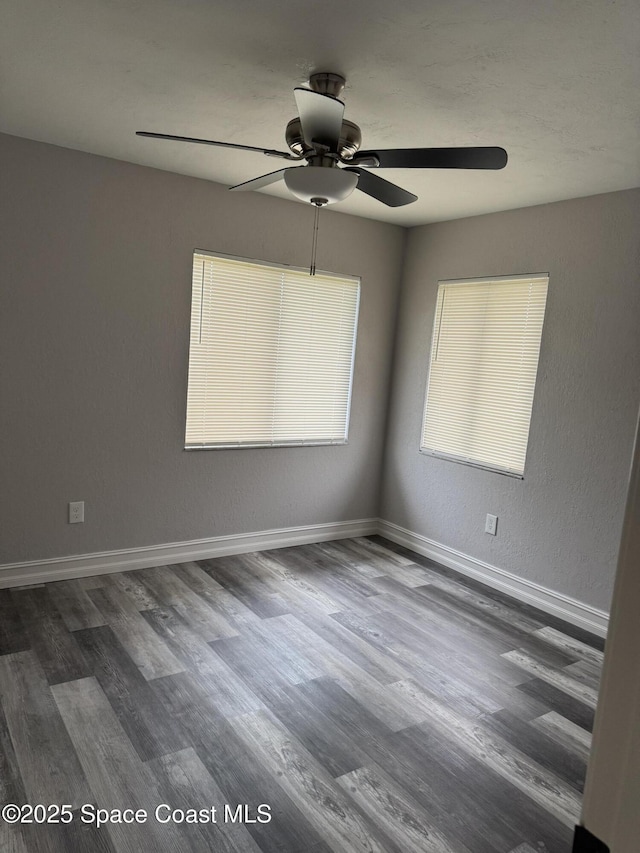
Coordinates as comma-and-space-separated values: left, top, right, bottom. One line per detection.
307, 72, 346, 99
136, 71, 508, 208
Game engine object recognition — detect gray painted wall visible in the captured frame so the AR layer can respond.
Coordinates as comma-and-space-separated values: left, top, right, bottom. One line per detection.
0, 133, 404, 563
380, 189, 640, 612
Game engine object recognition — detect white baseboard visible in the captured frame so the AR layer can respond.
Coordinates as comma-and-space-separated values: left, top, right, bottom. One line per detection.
0, 518, 378, 589
0, 516, 609, 638
378, 519, 609, 638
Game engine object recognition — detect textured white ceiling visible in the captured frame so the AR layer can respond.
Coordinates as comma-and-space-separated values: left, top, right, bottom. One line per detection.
1, 0, 639, 226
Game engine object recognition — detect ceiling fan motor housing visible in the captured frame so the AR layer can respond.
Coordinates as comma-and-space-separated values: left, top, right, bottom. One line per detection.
285, 118, 362, 160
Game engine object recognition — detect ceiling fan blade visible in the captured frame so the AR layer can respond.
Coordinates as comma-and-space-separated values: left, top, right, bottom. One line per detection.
293, 88, 345, 151
229, 168, 295, 191
352, 147, 508, 170
136, 131, 295, 160
344, 167, 417, 207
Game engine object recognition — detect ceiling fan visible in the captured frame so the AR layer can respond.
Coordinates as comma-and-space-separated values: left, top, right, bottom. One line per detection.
137, 72, 507, 209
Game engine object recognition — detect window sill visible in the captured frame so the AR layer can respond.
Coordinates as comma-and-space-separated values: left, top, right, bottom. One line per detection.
185, 440, 349, 450
419, 448, 524, 479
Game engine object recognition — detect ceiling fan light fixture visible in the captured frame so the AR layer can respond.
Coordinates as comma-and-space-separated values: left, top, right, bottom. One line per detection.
284, 166, 358, 205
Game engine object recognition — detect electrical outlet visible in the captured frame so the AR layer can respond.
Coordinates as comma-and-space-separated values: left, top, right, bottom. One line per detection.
69, 501, 85, 524
485, 513, 498, 535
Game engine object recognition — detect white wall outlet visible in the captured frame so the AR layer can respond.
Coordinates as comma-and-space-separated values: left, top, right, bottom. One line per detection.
69, 501, 85, 524
485, 513, 498, 535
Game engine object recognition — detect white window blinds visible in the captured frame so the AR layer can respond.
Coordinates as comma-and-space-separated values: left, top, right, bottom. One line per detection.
185, 252, 360, 448
421, 275, 549, 477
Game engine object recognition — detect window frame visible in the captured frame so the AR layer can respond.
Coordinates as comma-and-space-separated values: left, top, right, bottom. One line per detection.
419, 272, 549, 479
183, 249, 361, 451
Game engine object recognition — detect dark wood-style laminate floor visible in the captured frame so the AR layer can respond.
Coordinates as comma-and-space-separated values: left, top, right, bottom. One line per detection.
0, 536, 604, 853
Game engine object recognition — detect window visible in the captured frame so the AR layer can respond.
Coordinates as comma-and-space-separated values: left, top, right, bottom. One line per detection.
185, 251, 360, 449
420, 274, 549, 477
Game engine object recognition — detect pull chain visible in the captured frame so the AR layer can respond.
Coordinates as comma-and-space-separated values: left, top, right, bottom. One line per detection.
309, 200, 324, 276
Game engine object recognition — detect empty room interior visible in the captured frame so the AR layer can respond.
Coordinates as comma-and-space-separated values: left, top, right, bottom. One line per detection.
1, 1, 640, 852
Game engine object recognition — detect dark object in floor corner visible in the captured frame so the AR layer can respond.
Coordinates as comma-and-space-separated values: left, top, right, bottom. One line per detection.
572, 824, 610, 852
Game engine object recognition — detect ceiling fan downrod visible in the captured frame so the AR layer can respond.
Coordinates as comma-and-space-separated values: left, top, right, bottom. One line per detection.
309, 199, 325, 276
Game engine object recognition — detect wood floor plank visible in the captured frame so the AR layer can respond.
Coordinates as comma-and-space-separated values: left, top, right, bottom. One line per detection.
74, 624, 189, 760
152, 676, 325, 853
321, 662, 436, 733
46, 579, 107, 632
230, 708, 401, 853
0, 695, 27, 805
296, 552, 387, 611
374, 573, 542, 655
285, 605, 410, 685
250, 614, 423, 731
564, 657, 602, 692
336, 763, 468, 853
148, 747, 262, 853
245, 551, 343, 616
51, 677, 187, 853
231, 614, 326, 685
374, 537, 606, 650
200, 556, 291, 619
368, 602, 526, 690
191, 584, 263, 631
0, 651, 89, 807
368, 577, 544, 663
481, 707, 587, 792
105, 571, 161, 610
330, 607, 505, 717
262, 548, 355, 613
298, 544, 386, 599
77, 574, 107, 591
10, 587, 92, 685
0, 826, 29, 853
24, 809, 118, 853
88, 586, 184, 680
141, 606, 264, 716
534, 626, 605, 664
298, 676, 511, 853
502, 649, 599, 707
391, 678, 583, 828
135, 565, 239, 641
210, 625, 402, 776
310, 540, 391, 578
133, 566, 188, 606
517, 678, 596, 731
417, 573, 543, 636
149, 670, 211, 717
171, 560, 225, 592
339, 538, 429, 581
0, 589, 31, 656
530, 711, 592, 761
257, 680, 371, 778
390, 722, 573, 853
209, 633, 304, 705
374, 592, 540, 688
168, 565, 243, 638
350, 536, 417, 567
